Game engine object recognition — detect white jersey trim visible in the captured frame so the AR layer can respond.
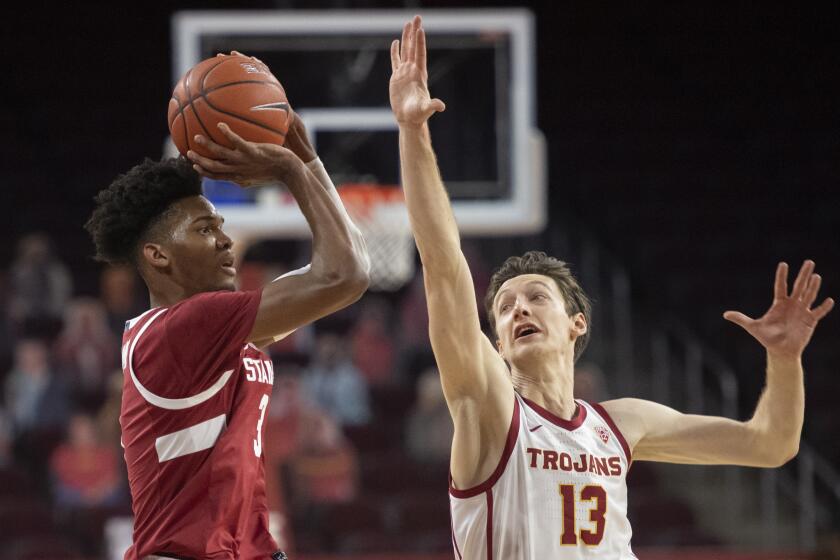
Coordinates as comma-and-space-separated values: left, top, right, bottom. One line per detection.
127, 308, 234, 410
583, 401, 633, 465
126, 307, 159, 330
450, 397, 521, 499
155, 413, 227, 462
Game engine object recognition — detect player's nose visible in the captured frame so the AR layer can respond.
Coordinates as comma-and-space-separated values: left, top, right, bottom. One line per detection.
217, 231, 234, 251
513, 299, 531, 318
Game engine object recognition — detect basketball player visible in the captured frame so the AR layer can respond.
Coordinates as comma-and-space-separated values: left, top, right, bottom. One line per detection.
85, 105, 369, 559
389, 16, 834, 558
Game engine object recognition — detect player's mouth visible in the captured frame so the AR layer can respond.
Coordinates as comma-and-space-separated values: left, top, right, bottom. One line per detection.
220, 256, 236, 276
514, 323, 541, 341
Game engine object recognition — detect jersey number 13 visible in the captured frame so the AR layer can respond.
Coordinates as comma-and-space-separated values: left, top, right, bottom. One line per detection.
559, 484, 607, 546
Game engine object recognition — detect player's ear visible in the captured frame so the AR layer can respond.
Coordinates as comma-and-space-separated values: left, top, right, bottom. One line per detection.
141, 242, 170, 271
496, 338, 505, 360
571, 312, 588, 338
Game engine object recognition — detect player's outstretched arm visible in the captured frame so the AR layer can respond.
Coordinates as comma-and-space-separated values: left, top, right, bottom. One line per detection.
391, 16, 513, 488
188, 124, 370, 343
603, 260, 834, 467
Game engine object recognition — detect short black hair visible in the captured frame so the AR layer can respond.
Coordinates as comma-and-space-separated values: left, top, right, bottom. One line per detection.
485, 251, 592, 363
85, 157, 202, 265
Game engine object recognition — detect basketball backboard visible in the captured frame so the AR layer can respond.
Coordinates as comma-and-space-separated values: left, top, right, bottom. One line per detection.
170, 9, 545, 240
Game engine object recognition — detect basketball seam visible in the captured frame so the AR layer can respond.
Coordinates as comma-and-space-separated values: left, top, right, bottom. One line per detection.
201, 80, 286, 97
201, 93, 289, 138
199, 61, 288, 137
170, 94, 190, 155
185, 68, 213, 141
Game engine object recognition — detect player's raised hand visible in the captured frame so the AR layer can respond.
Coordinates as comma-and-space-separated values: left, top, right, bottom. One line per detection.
187, 122, 305, 187
389, 15, 446, 128
724, 261, 834, 360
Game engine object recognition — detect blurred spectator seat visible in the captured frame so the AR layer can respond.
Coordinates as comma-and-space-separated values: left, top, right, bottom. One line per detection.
4, 338, 70, 441
0, 499, 55, 540
302, 332, 371, 427
405, 367, 453, 466
351, 297, 396, 386
288, 412, 359, 507
5, 535, 85, 560
53, 297, 118, 404
7, 233, 72, 336
99, 265, 144, 338
49, 413, 124, 510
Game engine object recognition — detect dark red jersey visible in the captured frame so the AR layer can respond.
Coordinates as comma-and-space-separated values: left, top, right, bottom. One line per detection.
119, 290, 278, 559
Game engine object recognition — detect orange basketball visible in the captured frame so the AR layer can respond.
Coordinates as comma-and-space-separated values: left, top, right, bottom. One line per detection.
168, 54, 292, 158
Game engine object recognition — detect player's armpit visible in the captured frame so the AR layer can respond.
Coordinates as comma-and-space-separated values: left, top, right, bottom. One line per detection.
600, 398, 793, 468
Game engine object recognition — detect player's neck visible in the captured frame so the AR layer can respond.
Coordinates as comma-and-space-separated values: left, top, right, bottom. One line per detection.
510, 355, 576, 421
147, 283, 199, 308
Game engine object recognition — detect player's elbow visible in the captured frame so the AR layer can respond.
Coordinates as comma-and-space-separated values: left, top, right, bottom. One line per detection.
344, 265, 370, 300
321, 262, 369, 304
773, 442, 800, 467
756, 441, 799, 468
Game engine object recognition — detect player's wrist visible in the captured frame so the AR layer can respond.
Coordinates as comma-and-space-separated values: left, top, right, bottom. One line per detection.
270, 156, 307, 185
766, 351, 803, 369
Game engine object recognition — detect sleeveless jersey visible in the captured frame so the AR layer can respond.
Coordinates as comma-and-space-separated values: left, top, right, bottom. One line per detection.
450, 393, 636, 559
120, 290, 278, 560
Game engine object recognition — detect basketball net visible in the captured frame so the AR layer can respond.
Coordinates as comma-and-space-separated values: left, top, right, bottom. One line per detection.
339, 184, 414, 291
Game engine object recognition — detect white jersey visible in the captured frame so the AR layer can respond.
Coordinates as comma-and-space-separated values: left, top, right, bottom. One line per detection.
450, 393, 636, 559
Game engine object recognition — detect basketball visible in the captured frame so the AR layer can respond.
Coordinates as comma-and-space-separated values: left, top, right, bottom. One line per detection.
168, 53, 292, 158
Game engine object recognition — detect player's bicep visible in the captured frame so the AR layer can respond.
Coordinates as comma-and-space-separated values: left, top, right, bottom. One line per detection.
602, 398, 765, 466
248, 268, 365, 343
422, 254, 509, 401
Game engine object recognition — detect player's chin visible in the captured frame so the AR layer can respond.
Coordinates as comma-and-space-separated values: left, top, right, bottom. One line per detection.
213, 274, 238, 292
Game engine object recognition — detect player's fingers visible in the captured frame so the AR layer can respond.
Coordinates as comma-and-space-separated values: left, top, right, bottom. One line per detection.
390, 39, 400, 72
723, 310, 754, 329
791, 260, 815, 300
426, 98, 446, 114
191, 163, 238, 182
217, 123, 254, 153
187, 151, 239, 174
803, 274, 822, 307
401, 21, 410, 61
812, 297, 835, 321
193, 134, 237, 160
410, 16, 422, 63
773, 261, 788, 300
404, 20, 416, 64
416, 27, 427, 71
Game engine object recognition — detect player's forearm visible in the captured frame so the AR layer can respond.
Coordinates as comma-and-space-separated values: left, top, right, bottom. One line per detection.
399, 124, 462, 268
305, 159, 370, 273
281, 163, 369, 289
746, 354, 804, 466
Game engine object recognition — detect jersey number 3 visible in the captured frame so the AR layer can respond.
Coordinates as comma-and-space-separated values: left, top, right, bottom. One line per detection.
253, 394, 269, 457
559, 484, 607, 546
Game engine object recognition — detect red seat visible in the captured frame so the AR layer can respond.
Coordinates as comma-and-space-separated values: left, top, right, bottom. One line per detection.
7, 535, 86, 560
396, 493, 450, 533
0, 466, 35, 498
0, 501, 55, 539
323, 499, 386, 536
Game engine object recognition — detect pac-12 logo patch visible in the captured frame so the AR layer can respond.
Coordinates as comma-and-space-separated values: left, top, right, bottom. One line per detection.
594, 426, 610, 444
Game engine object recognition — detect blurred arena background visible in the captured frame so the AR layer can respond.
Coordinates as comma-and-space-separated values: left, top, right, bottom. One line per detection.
1, 2, 838, 559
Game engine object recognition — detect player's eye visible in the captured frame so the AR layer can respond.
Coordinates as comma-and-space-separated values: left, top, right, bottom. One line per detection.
531, 293, 548, 301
